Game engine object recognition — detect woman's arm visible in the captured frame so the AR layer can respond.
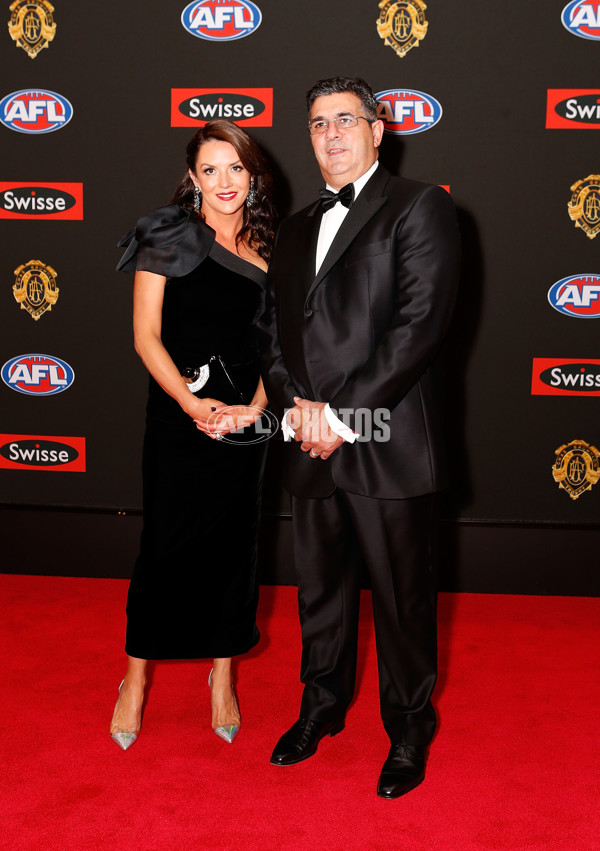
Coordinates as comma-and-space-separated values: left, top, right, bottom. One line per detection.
250, 376, 268, 410
133, 269, 226, 423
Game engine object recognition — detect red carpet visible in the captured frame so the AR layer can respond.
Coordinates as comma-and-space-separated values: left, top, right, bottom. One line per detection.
0, 575, 598, 850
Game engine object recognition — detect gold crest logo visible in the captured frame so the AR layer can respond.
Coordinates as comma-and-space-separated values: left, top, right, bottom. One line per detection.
568, 175, 600, 240
376, 0, 428, 59
552, 439, 600, 500
13, 259, 59, 320
8, 0, 56, 59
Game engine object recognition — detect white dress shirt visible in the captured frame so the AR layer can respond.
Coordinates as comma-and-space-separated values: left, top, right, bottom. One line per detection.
283, 161, 379, 445
315, 160, 379, 273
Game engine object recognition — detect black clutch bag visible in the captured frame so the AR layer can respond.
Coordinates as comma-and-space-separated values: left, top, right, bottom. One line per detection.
182, 355, 246, 406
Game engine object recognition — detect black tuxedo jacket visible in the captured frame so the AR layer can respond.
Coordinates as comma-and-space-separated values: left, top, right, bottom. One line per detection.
259, 165, 460, 499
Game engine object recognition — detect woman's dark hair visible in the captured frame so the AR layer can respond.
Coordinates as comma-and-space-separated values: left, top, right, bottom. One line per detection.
171, 120, 277, 262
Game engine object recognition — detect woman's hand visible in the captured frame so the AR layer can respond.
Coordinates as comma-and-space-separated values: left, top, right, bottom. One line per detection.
189, 397, 228, 435
195, 404, 263, 438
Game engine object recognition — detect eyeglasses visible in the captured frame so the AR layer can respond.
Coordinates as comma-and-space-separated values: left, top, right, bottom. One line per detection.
308, 115, 374, 135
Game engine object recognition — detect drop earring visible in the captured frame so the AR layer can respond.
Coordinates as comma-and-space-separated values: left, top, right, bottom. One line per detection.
246, 180, 256, 207
193, 185, 201, 212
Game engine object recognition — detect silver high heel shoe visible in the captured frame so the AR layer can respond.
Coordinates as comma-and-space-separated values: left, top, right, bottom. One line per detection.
208, 668, 240, 744
110, 679, 141, 751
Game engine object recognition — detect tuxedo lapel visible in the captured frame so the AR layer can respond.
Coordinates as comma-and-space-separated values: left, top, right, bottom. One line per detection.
306, 166, 389, 302
298, 201, 322, 297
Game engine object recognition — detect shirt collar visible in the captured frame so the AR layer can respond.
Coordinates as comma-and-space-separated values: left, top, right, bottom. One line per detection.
324, 160, 379, 200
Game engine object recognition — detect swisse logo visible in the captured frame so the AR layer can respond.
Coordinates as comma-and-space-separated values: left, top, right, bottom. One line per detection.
531, 358, 600, 396
546, 90, 600, 129
561, 1, 600, 39
548, 275, 600, 318
375, 89, 442, 135
171, 88, 273, 127
181, 0, 261, 40
0, 89, 72, 134
0, 434, 86, 472
1, 354, 75, 396
0, 182, 83, 220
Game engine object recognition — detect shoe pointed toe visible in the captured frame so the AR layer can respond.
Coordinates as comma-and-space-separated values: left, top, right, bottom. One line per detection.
213, 725, 240, 744
110, 731, 138, 751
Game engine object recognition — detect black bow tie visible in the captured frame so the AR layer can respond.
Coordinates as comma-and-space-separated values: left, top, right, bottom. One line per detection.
319, 183, 355, 212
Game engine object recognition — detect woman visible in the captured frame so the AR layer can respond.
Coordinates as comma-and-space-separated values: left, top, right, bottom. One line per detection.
111, 120, 276, 750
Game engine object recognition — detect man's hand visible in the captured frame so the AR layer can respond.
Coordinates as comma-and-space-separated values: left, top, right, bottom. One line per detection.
285, 402, 313, 436
290, 397, 344, 460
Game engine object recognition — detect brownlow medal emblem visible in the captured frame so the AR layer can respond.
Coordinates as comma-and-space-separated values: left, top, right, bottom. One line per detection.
376, 0, 428, 58
13, 259, 59, 320
552, 439, 600, 500
568, 175, 600, 240
8, 0, 56, 59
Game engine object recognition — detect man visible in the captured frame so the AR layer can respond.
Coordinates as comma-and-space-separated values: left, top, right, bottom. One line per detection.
259, 77, 460, 798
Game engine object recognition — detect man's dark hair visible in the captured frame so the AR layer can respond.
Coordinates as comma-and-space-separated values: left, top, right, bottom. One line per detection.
306, 77, 379, 122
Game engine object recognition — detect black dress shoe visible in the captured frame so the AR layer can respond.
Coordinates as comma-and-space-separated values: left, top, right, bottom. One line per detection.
270, 717, 344, 766
377, 744, 427, 799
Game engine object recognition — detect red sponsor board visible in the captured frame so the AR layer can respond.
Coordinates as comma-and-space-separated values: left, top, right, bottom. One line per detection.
531, 358, 600, 396
546, 89, 600, 128
0, 182, 84, 220
171, 88, 273, 127
0, 434, 86, 471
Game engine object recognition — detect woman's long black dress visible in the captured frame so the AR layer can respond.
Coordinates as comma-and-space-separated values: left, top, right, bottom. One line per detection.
117, 205, 267, 659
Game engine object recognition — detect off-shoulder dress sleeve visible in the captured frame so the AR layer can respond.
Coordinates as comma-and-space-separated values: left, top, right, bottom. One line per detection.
116, 204, 215, 278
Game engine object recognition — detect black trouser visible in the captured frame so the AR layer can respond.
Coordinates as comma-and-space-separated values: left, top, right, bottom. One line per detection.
291, 490, 438, 746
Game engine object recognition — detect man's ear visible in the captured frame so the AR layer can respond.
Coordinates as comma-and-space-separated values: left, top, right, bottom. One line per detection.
372, 120, 384, 149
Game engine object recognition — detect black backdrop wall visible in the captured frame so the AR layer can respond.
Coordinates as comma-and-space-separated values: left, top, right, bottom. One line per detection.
1, 1, 598, 593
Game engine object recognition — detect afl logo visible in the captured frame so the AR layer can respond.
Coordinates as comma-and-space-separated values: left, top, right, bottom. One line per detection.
548, 274, 600, 318
1, 354, 74, 396
0, 89, 72, 134
375, 89, 442, 135
561, 1, 600, 39
181, 0, 262, 40
207, 406, 279, 444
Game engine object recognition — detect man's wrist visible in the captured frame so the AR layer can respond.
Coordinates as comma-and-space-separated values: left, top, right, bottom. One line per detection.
324, 403, 357, 444
282, 408, 296, 441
